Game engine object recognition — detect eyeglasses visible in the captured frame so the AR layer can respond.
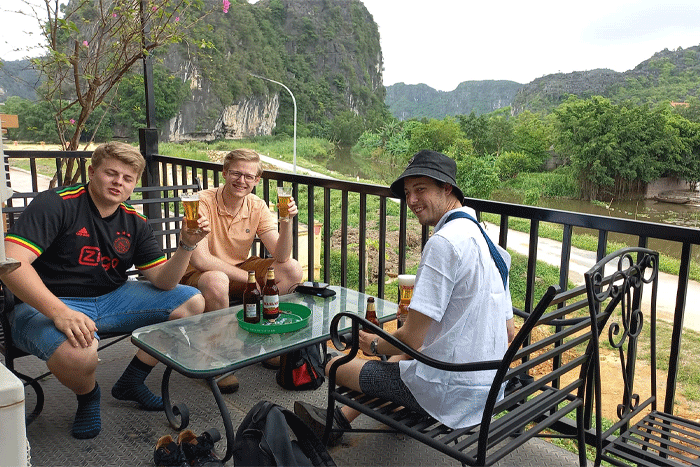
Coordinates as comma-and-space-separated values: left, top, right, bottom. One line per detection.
227, 171, 258, 182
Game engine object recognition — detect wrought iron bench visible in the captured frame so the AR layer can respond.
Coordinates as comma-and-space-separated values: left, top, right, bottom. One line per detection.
324, 280, 602, 466
0, 181, 197, 425
586, 247, 700, 467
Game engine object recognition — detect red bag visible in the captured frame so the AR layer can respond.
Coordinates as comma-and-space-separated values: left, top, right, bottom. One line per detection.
276, 344, 325, 390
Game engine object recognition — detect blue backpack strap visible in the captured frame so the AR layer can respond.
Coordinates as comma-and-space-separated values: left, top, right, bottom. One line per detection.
445, 211, 509, 290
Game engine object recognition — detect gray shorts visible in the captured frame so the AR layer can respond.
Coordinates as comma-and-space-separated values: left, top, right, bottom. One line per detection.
358, 360, 427, 415
10, 281, 200, 360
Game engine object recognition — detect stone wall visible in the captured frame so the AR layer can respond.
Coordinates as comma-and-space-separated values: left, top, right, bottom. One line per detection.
645, 177, 692, 198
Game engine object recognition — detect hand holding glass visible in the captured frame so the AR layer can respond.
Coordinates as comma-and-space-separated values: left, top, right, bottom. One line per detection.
181, 192, 202, 234
278, 186, 293, 221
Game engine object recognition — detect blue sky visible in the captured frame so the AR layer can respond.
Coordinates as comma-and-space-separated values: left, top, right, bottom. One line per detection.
3, 0, 700, 92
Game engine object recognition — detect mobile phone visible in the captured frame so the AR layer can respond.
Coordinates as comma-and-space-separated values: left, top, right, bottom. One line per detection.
295, 281, 335, 297
301, 281, 328, 289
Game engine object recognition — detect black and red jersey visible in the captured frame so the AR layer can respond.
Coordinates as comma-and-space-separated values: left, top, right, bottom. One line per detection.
6, 183, 166, 298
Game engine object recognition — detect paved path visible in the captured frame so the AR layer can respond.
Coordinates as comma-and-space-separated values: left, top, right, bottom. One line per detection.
7, 166, 52, 192
259, 154, 336, 180
488, 223, 700, 333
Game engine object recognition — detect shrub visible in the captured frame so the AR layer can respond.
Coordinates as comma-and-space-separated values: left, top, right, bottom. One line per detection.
323, 249, 360, 290
496, 151, 531, 180
456, 155, 500, 200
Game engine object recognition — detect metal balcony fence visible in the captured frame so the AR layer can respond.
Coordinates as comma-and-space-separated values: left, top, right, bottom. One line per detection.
4, 149, 698, 445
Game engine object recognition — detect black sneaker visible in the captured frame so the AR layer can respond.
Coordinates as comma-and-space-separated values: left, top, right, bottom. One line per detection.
177, 429, 223, 467
154, 435, 187, 467
294, 401, 351, 446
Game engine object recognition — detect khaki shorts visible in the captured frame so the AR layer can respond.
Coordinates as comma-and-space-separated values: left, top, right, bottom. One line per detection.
180, 256, 275, 299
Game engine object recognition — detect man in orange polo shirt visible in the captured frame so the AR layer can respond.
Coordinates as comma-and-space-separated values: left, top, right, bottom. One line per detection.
181, 148, 303, 392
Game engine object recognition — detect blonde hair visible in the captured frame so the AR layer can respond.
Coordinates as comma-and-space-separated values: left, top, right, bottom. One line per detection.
222, 148, 263, 177
91, 142, 146, 176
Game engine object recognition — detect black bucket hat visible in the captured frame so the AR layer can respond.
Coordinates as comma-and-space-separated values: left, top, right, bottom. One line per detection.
390, 150, 464, 201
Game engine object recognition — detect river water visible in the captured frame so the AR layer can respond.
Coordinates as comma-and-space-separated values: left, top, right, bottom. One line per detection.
525, 196, 700, 262
326, 147, 700, 261
326, 146, 403, 181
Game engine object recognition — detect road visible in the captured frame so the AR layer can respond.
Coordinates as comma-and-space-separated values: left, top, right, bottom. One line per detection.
258, 154, 336, 179
489, 223, 700, 333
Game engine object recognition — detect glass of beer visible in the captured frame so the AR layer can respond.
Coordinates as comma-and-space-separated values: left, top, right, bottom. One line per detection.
397, 274, 415, 326
278, 186, 292, 222
181, 192, 201, 234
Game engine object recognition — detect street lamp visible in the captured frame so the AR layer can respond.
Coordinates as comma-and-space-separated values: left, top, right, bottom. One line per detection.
249, 73, 297, 173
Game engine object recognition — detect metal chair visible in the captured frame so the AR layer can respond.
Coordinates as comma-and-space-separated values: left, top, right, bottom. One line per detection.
586, 247, 700, 466
324, 282, 599, 466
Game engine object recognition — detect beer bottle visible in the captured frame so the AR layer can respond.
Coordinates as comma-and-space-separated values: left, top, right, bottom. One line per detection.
362, 297, 381, 356
262, 267, 280, 321
243, 270, 261, 324
364, 297, 380, 330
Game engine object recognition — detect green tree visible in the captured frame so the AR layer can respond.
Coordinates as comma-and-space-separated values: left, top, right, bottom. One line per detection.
407, 117, 462, 154
456, 154, 500, 200
325, 110, 365, 146
553, 96, 619, 199
673, 97, 700, 124
20, 0, 215, 185
112, 64, 189, 140
553, 96, 686, 200
511, 110, 551, 168
485, 108, 514, 156
2, 96, 58, 142
666, 112, 700, 190
445, 138, 476, 161
495, 151, 532, 180
458, 112, 490, 156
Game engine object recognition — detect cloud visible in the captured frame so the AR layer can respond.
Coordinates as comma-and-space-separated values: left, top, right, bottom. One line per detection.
581, 2, 700, 45
363, 0, 700, 91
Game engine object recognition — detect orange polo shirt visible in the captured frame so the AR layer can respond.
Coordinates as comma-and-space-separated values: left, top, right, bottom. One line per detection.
197, 187, 277, 265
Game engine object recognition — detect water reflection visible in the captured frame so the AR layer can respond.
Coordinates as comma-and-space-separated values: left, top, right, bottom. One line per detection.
538, 198, 700, 229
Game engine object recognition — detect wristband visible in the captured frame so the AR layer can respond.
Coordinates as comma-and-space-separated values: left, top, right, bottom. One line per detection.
179, 240, 196, 251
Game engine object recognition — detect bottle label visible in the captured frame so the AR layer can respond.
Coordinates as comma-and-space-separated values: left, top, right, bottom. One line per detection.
263, 294, 279, 312
245, 303, 258, 319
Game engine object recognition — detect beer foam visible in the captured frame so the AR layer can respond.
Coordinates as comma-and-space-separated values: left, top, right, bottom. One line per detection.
398, 274, 415, 287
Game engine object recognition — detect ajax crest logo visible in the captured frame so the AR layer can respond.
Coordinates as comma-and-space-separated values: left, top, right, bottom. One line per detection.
113, 231, 131, 254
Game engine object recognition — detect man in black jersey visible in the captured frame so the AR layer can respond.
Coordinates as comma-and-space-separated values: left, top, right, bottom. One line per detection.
1, 142, 210, 439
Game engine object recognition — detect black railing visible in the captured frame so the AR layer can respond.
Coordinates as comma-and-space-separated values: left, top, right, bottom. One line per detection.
3, 149, 698, 428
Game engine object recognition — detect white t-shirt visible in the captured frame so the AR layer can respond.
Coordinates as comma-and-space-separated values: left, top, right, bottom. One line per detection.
399, 206, 513, 429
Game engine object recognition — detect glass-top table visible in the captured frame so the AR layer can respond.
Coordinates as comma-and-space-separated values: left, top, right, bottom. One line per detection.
131, 286, 398, 463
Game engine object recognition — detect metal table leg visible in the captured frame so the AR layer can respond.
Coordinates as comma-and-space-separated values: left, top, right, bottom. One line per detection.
160, 367, 236, 464
161, 366, 189, 430
206, 377, 235, 464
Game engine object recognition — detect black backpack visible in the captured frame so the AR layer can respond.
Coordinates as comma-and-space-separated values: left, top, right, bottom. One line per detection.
276, 344, 325, 391
232, 400, 336, 466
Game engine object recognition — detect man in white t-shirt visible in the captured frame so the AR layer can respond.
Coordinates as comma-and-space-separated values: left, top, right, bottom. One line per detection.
295, 150, 515, 444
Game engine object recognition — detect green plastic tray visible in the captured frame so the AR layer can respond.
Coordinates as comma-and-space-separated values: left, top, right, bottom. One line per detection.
237, 302, 311, 334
